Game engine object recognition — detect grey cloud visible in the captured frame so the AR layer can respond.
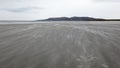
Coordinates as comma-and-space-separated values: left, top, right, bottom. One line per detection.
0, 7, 44, 13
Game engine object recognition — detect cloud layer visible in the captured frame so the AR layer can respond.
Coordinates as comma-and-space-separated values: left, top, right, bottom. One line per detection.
0, 7, 43, 13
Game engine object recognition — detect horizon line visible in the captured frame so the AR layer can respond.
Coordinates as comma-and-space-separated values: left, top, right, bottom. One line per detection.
0, 16, 120, 21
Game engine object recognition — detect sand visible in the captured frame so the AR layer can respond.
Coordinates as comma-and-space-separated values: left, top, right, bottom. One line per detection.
0, 21, 120, 68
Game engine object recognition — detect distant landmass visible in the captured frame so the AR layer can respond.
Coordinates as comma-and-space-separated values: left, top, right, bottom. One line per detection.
36, 17, 120, 21
37, 17, 105, 21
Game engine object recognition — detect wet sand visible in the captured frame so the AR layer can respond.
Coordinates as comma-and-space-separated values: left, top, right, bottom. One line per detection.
0, 21, 120, 68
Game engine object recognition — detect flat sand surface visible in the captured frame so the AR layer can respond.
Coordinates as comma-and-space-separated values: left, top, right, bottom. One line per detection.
0, 21, 120, 68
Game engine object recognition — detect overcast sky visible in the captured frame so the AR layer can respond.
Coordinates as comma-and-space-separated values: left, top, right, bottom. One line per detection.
0, 0, 120, 20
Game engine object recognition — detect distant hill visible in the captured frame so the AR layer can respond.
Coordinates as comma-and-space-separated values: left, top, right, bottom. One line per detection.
36, 17, 107, 21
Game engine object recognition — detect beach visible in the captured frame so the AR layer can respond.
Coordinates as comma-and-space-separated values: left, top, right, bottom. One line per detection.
0, 21, 120, 68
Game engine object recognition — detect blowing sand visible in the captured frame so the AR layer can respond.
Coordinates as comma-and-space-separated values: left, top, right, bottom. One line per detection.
0, 21, 120, 68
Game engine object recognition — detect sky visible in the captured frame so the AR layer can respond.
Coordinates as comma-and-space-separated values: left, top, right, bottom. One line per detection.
0, 0, 120, 20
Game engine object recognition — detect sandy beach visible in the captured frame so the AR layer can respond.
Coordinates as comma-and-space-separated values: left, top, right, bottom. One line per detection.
0, 21, 120, 68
